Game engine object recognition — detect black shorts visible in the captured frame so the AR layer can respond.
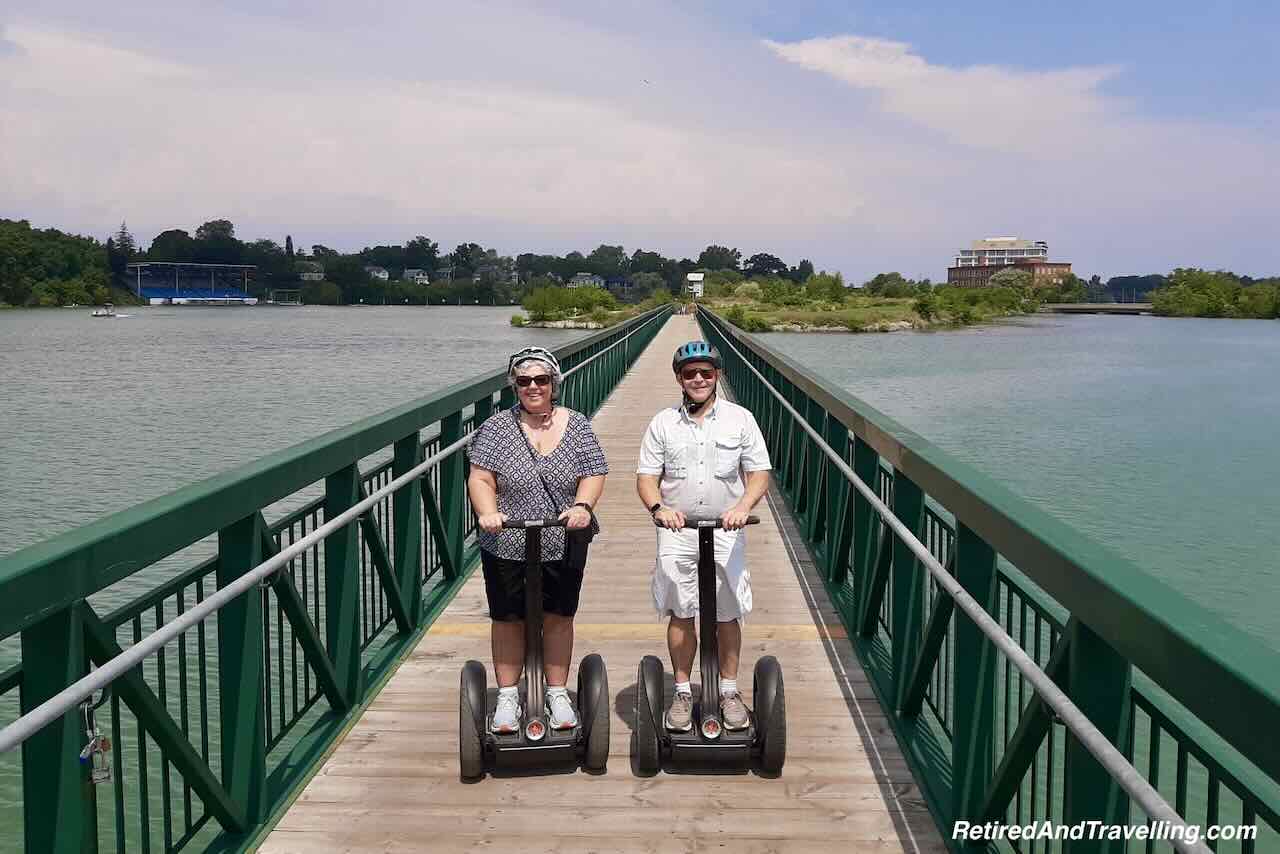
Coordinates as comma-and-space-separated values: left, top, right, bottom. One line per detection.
480, 549, 585, 622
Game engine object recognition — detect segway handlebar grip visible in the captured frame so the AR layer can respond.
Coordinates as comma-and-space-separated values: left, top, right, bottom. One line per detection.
651, 516, 760, 529
501, 518, 570, 529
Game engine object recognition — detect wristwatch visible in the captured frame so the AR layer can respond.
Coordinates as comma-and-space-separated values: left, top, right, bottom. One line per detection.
572, 501, 593, 511
648, 502, 662, 516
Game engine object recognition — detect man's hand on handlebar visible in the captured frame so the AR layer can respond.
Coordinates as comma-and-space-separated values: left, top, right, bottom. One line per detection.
654, 507, 686, 531
478, 511, 508, 533
720, 505, 753, 531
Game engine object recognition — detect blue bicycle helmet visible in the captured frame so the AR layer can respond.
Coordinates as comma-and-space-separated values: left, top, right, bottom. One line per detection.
672, 340, 722, 373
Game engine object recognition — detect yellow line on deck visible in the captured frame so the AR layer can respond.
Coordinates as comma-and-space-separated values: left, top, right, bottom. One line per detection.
427, 622, 846, 640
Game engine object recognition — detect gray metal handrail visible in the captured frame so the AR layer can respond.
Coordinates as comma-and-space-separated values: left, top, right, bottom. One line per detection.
0, 307, 665, 756
706, 314, 1212, 854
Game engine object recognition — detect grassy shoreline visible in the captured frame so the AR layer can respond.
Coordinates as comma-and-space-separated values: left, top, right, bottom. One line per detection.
703, 294, 1029, 333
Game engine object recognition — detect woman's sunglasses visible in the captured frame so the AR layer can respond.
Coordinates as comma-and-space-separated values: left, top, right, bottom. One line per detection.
680, 367, 716, 381
514, 374, 552, 388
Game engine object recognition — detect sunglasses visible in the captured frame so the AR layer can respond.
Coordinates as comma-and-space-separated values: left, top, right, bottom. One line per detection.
680, 367, 716, 381
514, 375, 552, 388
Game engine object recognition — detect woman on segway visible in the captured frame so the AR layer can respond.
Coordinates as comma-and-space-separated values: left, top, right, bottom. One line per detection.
466, 346, 608, 735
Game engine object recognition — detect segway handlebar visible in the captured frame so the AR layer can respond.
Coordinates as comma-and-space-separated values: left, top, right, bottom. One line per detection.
652, 516, 760, 529
501, 517, 570, 529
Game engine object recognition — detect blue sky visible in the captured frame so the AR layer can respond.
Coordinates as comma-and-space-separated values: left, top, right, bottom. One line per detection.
725, 0, 1278, 122
1, 1, 1276, 281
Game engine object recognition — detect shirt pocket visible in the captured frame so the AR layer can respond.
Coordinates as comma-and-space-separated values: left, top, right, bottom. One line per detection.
714, 436, 743, 479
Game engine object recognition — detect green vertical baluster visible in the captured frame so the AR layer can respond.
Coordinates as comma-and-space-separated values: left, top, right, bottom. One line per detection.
851, 436, 879, 613
324, 466, 364, 708
891, 472, 926, 709
952, 522, 998, 834
1062, 621, 1132, 853
438, 412, 466, 574
216, 513, 267, 826
19, 606, 95, 854
802, 399, 825, 543
822, 416, 853, 586
393, 432, 425, 625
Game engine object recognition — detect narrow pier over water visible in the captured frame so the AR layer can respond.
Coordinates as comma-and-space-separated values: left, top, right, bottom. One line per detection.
1, 306, 1276, 854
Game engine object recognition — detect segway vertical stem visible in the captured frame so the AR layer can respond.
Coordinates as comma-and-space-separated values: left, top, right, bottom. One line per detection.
523, 522, 546, 723
696, 521, 721, 720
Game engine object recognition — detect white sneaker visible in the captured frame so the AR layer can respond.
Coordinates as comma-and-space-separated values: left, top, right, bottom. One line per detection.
491, 691, 522, 733
548, 691, 578, 730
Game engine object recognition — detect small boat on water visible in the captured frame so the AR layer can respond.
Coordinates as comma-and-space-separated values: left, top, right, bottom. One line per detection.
90, 303, 116, 318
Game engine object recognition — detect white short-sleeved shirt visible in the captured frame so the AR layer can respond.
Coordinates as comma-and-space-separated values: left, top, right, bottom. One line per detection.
636, 398, 771, 520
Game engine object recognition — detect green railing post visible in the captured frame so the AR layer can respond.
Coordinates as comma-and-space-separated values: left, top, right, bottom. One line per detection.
891, 473, 926, 708
851, 436, 879, 611
802, 398, 826, 543
393, 432, 424, 625
19, 606, 95, 854
216, 513, 267, 825
1063, 621, 1132, 852
822, 413, 851, 579
324, 465, 364, 707
952, 522, 998, 833
438, 412, 466, 573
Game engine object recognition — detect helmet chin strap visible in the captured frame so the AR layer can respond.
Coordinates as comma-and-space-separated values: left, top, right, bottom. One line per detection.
682, 383, 718, 415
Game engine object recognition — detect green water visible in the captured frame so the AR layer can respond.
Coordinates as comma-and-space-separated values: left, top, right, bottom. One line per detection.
760, 313, 1280, 650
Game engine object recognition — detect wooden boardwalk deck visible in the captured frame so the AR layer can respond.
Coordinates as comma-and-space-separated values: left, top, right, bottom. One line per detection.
261, 315, 945, 853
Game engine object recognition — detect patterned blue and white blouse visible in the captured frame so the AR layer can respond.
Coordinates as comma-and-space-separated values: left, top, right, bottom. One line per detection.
466, 406, 609, 561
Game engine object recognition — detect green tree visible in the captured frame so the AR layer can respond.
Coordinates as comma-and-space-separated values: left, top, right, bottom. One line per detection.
113, 222, 138, 258
805, 271, 846, 302
148, 229, 196, 261
587, 244, 628, 278
405, 235, 440, 271
285, 235, 294, 260
987, 268, 1033, 290
744, 253, 787, 278
697, 245, 741, 271
787, 259, 814, 283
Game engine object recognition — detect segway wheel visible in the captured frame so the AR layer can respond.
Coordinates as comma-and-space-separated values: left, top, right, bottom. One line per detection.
633, 656, 664, 776
753, 655, 786, 775
459, 660, 487, 780
577, 653, 610, 771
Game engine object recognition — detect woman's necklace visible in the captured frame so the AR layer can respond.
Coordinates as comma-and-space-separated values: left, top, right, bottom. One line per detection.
520, 407, 557, 455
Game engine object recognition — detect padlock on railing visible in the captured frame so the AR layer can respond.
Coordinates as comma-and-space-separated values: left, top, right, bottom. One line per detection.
79, 695, 112, 784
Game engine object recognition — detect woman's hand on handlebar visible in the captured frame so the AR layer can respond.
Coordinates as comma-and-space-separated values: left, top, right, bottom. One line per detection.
720, 506, 753, 531
478, 511, 508, 533
654, 507, 686, 531
559, 505, 593, 530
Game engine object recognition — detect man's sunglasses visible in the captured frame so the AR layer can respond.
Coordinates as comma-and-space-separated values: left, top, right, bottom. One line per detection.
514, 375, 552, 388
680, 367, 716, 381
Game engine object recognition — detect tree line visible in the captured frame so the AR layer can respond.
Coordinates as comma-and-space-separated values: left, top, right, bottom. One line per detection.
0, 218, 825, 308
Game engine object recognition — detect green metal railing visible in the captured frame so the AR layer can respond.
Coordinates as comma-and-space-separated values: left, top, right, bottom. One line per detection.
0, 304, 670, 853
698, 307, 1279, 853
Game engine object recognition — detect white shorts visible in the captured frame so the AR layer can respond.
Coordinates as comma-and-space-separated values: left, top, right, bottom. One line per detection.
651, 529, 752, 622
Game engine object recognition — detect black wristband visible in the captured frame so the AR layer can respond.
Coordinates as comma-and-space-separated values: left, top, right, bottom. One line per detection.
572, 501, 593, 511
648, 502, 662, 516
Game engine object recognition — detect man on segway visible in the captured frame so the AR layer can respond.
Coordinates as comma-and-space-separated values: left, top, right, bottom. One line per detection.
635, 341, 772, 733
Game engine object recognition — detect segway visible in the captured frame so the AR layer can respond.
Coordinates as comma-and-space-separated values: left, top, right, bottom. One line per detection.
459, 518, 610, 779
633, 516, 786, 775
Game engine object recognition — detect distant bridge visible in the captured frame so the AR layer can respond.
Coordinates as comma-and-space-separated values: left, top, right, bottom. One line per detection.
1040, 302, 1153, 315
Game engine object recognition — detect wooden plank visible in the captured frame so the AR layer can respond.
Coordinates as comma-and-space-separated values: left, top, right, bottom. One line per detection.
262, 315, 943, 854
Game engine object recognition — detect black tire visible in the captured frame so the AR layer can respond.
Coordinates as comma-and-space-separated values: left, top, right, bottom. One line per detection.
633, 656, 664, 776
753, 656, 786, 775
459, 660, 487, 781
577, 653, 610, 771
